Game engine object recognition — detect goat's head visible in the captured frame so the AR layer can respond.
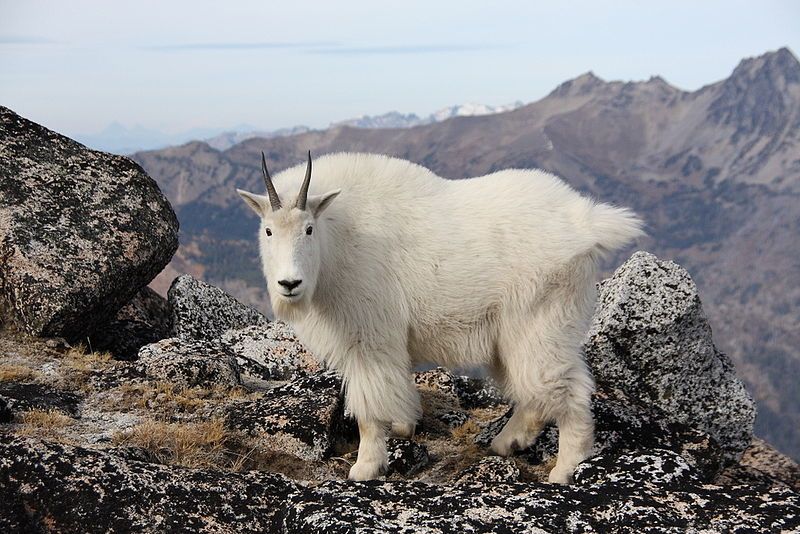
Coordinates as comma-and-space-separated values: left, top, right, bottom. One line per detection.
237, 151, 340, 309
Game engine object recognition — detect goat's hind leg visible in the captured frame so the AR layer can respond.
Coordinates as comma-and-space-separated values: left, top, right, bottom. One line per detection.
490, 402, 546, 456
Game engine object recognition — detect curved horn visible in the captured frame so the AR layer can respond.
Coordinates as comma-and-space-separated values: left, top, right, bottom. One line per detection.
295, 150, 312, 210
261, 152, 282, 210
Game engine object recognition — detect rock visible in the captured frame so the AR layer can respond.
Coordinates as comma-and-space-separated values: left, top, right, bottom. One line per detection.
716, 438, 800, 491
136, 338, 241, 388
0, 435, 298, 533
455, 456, 521, 485
574, 449, 703, 487
89, 287, 172, 360
0, 382, 81, 419
415, 367, 504, 410
0, 106, 178, 340
284, 462, 800, 533
476, 393, 725, 479
220, 323, 321, 382
168, 275, 269, 341
585, 251, 756, 461
387, 439, 429, 477
226, 372, 351, 461
438, 410, 469, 429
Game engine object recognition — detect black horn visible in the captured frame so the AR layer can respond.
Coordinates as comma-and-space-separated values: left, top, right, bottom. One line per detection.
295, 150, 312, 210
262, 152, 282, 210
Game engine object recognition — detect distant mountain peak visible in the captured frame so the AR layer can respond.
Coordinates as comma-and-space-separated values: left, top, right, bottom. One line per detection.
549, 71, 606, 97
708, 47, 800, 139
729, 47, 800, 86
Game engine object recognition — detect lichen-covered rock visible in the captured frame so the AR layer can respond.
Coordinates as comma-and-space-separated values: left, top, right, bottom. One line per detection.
574, 449, 702, 487
89, 287, 172, 360
455, 456, 521, 485
0, 435, 298, 533
476, 393, 725, 479
136, 337, 241, 388
0, 382, 81, 418
585, 251, 756, 461
284, 465, 800, 533
226, 372, 350, 461
0, 106, 178, 340
387, 438, 429, 477
168, 275, 269, 341
220, 322, 321, 381
415, 367, 504, 410
716, 438, 800, 491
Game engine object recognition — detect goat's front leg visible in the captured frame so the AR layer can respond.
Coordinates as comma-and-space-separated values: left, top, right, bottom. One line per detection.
348, 418, 389, 481
343, 349, 420, 481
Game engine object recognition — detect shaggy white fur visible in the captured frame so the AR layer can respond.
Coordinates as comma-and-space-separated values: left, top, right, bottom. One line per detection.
238, 152, 644, 483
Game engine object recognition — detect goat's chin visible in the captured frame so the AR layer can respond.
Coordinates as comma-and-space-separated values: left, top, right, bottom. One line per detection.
271, 292, 310, 322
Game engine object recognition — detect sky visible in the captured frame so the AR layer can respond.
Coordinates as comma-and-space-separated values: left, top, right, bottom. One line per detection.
1, 0, 799, 139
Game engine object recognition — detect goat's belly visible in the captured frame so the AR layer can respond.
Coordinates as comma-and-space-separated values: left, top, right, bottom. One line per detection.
407, 320, 495, 368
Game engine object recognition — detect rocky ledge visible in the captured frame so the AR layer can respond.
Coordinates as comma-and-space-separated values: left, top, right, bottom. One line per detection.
0, 109, 797, 532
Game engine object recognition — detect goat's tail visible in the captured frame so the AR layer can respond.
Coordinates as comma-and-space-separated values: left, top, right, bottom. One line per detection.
590, 202, 646, 255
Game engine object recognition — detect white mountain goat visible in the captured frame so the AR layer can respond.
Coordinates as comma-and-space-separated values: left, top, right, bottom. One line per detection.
238, 152, 643, 483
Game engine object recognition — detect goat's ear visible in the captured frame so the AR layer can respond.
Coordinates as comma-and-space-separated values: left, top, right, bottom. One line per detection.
237, 189, 269, 217
308, 189, 341, 217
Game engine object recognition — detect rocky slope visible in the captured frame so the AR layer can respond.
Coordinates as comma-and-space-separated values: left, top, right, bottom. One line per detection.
133, 47, 800, 459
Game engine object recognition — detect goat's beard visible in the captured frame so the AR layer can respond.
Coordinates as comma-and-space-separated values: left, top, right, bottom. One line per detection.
270, 290, 310, 323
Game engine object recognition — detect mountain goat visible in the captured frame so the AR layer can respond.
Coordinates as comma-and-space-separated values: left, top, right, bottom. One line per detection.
238, 152, 643, 483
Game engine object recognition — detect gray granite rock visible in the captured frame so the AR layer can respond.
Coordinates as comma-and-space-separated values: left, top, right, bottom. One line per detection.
0, 435, 297, 533
585, 251, 756, 461
0, 382, 81, 419
89, 286, 172, 360
387, 438, 429, 477
284, 464, 799, 533
136, 337, 241, 388
220, 322, 321, 381
168, 275, 269, 341
0, 106, 178, 340
226, 371, 352, 461
454, 456, 521, 486
415, 367, 504, 410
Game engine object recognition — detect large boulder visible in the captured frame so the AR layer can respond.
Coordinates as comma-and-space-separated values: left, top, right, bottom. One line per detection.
0, 106, 178, 340
585, 251, 756, 461
168, 275, 269, 341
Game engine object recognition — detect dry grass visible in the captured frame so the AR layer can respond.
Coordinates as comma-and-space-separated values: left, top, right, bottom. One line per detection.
113, 418, 228, 468
55, 343, 114, 392
103, 381, 258, 416
0, 363, 40, 382
17, 408, 74, 438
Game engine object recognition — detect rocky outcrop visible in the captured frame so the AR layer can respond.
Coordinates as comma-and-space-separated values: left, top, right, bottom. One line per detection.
226, 371, 350, 461
3, 435, 797, 533
168, 274, 269, 341
585, 251, 756, 461
220, 323, 321, 382
136, 337, 241, 388
0, 106, 178, 340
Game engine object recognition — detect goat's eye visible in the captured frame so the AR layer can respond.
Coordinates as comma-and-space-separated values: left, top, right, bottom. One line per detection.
306, 226, 313, 235
265, 228, 272, 237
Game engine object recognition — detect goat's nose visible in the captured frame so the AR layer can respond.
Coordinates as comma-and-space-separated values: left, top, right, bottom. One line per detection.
278, 279, 302, 290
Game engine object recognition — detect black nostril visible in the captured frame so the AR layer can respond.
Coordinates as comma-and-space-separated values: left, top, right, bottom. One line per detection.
278, 279, 302, 290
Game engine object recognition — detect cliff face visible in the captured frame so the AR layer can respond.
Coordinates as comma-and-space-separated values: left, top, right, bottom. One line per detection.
133, 48, 800, 459
1, 109, 798, 532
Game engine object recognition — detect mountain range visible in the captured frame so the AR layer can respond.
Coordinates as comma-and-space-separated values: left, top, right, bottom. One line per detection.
132, 47, 800, 460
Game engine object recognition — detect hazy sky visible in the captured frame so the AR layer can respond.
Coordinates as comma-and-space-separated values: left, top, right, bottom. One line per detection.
2, 0, 799, 138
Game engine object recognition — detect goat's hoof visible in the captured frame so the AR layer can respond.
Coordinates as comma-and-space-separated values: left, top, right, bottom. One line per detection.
390, 421, 415, 439
547, 466, 574, 484
348, 460, 387, 481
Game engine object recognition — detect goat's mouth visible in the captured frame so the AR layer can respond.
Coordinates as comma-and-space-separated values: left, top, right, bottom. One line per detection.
279, 290, 302, 301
